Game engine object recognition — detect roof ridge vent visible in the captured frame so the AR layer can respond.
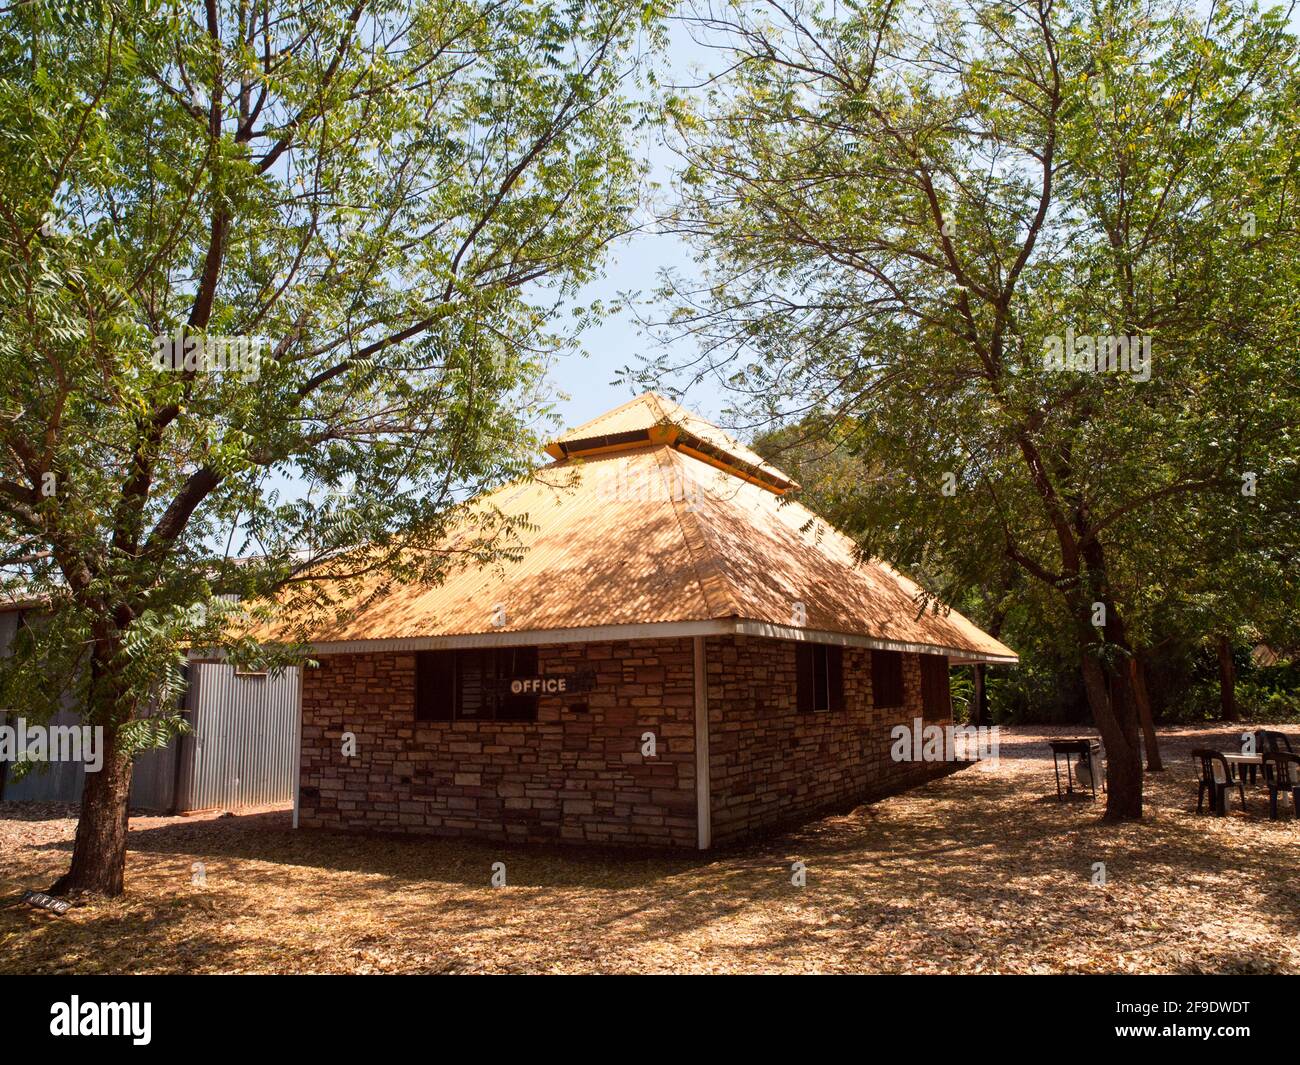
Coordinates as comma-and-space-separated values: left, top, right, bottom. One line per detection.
545, 392, 799, 495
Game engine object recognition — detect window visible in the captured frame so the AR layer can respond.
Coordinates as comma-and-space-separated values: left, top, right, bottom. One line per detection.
796, 643, 844, 712
871, 649, 905, 708
496, 646, 539, 721
416, 649, 455, 721
415, 647, 540, 723
919, 654, 951, 720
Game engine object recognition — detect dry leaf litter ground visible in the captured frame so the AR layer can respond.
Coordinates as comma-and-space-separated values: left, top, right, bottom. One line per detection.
1, 725, 1297, 973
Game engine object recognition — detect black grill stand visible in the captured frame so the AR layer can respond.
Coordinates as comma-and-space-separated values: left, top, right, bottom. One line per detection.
1050, 739, 1103, 801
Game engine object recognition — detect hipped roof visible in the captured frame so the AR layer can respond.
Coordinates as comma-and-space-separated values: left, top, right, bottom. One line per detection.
257, 394, 1016, 665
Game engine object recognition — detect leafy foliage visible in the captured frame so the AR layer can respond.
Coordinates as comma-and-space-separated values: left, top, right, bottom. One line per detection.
653, 0, 1300, 815
0, 0, 663, 739
0, 0, 665, 891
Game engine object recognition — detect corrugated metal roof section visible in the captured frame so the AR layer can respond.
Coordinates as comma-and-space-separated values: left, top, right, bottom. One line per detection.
250, 416, 1015, 661
264, 446, 718, 644
661, 448, 1014, 659
545, 392, 797, 491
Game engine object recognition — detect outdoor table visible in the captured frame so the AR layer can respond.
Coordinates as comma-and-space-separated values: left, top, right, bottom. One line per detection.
1049, 739, 1102, 801
1225, 752, 1265, 785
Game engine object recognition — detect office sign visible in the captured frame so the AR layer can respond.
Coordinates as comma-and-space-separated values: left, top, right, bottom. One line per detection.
500, 671, 596, 696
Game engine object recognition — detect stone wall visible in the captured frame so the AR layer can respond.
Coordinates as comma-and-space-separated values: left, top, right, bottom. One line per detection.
297, 634, 953, 850
705, 636, 949, 844
298, 638, 697, 847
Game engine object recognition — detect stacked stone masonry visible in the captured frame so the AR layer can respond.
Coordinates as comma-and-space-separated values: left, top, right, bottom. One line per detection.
706, 635, 947, 843
297, 634, 951, 848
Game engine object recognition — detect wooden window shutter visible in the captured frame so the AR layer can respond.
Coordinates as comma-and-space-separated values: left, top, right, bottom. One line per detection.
415, 650, 455, 721
827, 645, 844, 711
795, 643, 815, 713
920, 654, 951, 720
871, 649, 905, 708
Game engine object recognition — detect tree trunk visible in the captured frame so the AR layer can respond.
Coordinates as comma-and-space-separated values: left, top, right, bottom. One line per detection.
1217, 635, 1237, 722
50, 648, 134, 898
1129, 655, 1163, 771
49, 723, 132, 896
1071, 534, 1144, 818
970, 600, 1005, 730
1081, 651, 1143, 819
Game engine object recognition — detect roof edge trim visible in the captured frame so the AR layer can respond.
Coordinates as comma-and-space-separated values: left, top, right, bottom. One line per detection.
545, 425, 796, 495
729, 620, 1019, 665
675, 436, 795, 494
201, 618, 1018, 664
545, 427, 654, 459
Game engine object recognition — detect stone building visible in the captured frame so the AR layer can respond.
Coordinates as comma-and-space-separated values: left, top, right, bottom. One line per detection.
277, 393, 1016, 849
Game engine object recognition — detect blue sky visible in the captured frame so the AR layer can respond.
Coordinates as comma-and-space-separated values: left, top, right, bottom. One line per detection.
545, 0, 1300, 442
543, 20, 727, 436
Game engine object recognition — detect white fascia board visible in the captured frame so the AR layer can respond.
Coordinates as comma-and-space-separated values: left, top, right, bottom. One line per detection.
729, 620, 1020, 666
188, 617, 1018, 666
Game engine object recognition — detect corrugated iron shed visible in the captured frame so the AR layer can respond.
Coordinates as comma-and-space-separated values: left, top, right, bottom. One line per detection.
0, 607, 298, 810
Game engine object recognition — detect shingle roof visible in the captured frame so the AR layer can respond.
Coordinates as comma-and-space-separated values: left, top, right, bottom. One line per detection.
256, 395, 1016, 663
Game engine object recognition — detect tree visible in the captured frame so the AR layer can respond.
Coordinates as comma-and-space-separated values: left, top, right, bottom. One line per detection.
653, 0, 1300, 818
753, 413, 1021, 730
0, 0, 663, 895
1122, 457, 1300, 725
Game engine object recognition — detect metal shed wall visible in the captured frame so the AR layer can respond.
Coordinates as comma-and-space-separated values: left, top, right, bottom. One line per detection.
0, 609, 89, 803
175, 664, 300, 811
1, 609, 298, 811
0, 708, 89, 803
0, 611, 17, 655
1, 718, 183, 809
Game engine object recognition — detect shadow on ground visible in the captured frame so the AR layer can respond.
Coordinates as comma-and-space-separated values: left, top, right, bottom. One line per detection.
2, 725, 1297, 974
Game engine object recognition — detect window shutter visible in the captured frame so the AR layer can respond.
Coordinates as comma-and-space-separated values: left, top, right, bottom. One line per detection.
457, 649, 490, 719
920, 654, 951, 720
827, 645, 844, 711
795, 643, 815, 713
415, 650, 455, 721
871, 649, 905, 708
498, 646, 540, 721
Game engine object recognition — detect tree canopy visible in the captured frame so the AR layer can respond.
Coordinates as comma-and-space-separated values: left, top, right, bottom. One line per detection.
0, 0, 664, 894
650, 0, 1300, 818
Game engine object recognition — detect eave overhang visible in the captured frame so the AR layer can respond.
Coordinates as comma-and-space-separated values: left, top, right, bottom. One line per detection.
193, 618, 1019, 666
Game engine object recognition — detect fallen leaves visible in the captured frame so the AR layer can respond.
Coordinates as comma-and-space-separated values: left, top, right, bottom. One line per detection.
0, 724, 1296, 974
